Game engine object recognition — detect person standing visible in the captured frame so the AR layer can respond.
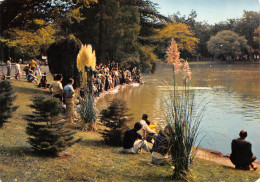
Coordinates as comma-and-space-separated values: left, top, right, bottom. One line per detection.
230, 130, 257, 170
6, 58, 11, 78
29, 59, 36, 74
15, 60, 21, 80
63, 78, 75, 124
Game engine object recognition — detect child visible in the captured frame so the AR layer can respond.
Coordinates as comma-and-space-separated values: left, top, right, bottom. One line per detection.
39, 72, 47, 88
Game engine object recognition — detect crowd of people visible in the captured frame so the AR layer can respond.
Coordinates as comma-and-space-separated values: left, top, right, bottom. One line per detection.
91, 63, 142, 97
3, 58, 42, 83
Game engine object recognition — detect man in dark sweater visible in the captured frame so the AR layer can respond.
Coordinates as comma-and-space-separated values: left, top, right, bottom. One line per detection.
122, 122, 151, 154
230, 130, 257, 170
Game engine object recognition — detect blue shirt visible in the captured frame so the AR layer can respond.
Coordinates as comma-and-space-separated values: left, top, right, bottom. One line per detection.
64, 84, 74, 98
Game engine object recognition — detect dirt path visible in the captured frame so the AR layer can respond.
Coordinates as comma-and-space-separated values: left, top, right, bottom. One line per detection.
196, 147, 260, 174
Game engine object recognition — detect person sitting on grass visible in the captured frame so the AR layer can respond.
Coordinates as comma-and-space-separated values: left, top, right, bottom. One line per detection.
151, 126, 171, 165
138, 114, 156, 143
38, 72, 47, 88
27, 70, 39, 84
49, 74, 63, 101
122, 122, 151, 154
230, 130, 257, 170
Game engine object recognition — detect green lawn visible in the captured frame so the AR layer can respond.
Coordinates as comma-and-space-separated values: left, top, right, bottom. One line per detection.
0, 78, 259, 182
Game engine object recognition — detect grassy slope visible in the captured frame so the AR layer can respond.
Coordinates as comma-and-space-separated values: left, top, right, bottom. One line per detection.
0, 78, 259, 182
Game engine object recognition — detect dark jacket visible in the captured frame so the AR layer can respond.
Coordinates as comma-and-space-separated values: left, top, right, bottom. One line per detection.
230, 138, 253, 166
123, 129, 142, 149
152, 132, 169, 156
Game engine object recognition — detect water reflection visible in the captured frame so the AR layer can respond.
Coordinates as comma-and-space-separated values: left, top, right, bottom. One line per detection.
96, 63, 260, 158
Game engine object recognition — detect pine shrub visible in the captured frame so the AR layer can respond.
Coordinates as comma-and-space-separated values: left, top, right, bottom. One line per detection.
99, 98, 132, 146
0, 80, 18, 128
25, 95, 80, 156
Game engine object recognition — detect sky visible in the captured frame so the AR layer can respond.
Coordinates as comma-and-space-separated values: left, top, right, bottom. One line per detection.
152, 0, 260, 24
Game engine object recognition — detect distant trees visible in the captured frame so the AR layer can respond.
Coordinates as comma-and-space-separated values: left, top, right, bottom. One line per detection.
0, 19, 56, 59
0, 80, 18, 128
207, 30, 248, 60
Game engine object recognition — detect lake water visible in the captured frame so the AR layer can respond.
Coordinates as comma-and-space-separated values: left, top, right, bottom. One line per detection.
96, 62, 260, 158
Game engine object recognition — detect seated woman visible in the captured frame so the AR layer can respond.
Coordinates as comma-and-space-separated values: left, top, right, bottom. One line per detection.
27, 70, 39, 84
151, 127, 171, 165
122, 122, 151, 154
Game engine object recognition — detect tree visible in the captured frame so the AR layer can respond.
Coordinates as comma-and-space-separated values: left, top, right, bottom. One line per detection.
153, 22, 199, 59
25, 95, 80, 156
99, 98, 132, 146
207, 30, 248, 60
234, 11, 260, 54
253, 26, 260, 56
47, 35, 82, 88
0, 19, 57, 59
0, 80, 18, 128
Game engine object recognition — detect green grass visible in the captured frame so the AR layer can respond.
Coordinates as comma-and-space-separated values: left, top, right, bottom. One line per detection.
0, 78, 259, 181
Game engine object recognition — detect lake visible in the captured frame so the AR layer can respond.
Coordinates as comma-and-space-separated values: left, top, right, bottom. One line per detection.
96, 62, 260, 158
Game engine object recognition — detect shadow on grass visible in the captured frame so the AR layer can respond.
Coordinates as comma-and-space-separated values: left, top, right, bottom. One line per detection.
0, 145, 57, 159
79, 139, 107, 147
13, 85, 50, 95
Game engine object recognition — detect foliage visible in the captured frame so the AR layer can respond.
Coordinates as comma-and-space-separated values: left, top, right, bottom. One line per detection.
207, 30, 248, 60
77, 44, 96, 85
47, 35, 82, 88
0, 0, 74, 33
253, 26, 260, 55
154, 22, 199, 53
25, 95, 80, 156
0, 21, 56, 59
0, 80, 18, 128
78, 93, 96, 130
99, 98, 131, 146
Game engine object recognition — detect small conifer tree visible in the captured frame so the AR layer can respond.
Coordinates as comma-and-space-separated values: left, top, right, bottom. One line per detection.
0, 80, 18, 128
99, 98, 132, 146
25, 95, 80, 156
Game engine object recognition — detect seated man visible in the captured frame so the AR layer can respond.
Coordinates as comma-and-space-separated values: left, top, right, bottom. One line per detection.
151, 127, 171, 165
122, 122, 151, 154
138, 114, 156, 142
230, 130, 257, 170
27, 70, 39, 84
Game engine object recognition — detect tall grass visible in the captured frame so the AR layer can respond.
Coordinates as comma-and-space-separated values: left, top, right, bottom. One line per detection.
161, 83, 207, 179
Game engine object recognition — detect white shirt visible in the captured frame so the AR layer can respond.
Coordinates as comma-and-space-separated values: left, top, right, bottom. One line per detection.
15, 64, 21, 74
137, 120, 156, 137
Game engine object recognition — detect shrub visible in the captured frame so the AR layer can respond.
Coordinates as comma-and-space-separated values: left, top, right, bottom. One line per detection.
25, 95, 80, 156
0, 80, 18, 128
99, 98, 132, 146
47, 35, 82, 88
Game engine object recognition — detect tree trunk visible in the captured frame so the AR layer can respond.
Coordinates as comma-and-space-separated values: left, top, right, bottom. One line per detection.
98, 0, 107, 65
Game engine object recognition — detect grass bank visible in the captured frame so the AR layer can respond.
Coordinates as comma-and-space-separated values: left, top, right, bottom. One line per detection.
0, 78, 259, 181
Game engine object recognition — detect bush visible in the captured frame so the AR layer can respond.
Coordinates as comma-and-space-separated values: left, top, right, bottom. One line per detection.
0, 80, 18, 128
25, 95, 80, 156
47, 35, 82, 88
99, 98, 132, 146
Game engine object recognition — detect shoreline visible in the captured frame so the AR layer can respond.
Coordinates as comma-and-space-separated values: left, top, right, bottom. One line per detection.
93, 82, 260, 173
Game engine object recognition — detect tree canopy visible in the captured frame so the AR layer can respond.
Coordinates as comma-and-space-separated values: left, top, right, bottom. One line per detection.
207, 30, 248, 60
